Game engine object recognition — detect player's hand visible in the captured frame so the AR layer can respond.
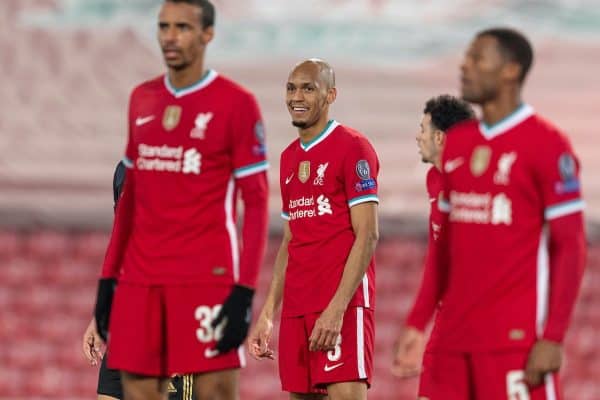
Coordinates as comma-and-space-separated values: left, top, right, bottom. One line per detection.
82, 318, 104, 366
524, 339, 562, 387
309, 305, 344, 352
247, 312, 275, 360
212, 285, 255, 353
94, 278, 117, 342
391, 326, 425, 378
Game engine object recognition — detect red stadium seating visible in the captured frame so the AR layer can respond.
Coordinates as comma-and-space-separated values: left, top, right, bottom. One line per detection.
1, 231, 598, 399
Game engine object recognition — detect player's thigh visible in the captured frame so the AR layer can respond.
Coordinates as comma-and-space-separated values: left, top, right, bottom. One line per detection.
310, 307, 374, 390
326, 381, 367, 400
165, 284, 243, 375
120, 371, 169, 400
108, 283, 166, 376
279, 315, 315, 394
193, 368, 239, 400
472, 351, 562, 400
417, 351, 471, 400
97, 352, 123, 399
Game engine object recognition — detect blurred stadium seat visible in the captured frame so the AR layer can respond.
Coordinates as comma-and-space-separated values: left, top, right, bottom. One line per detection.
0, 232, 598, 399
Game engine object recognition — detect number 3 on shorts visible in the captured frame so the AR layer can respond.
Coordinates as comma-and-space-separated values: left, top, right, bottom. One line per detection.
194, 305, 223, 343
506, 370, 530, 400
327, 335, 342, 362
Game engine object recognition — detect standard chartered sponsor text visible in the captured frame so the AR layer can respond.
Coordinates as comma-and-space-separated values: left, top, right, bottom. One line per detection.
450, 191, 491, 208
137, 157, 182, 172
288, 196, 323, 220
138, 144, 183, 159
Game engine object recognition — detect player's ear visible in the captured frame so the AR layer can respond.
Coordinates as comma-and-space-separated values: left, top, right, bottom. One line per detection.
326, 87, 337, 105
502, 61, 521, 84
434, 130, 445, 146
200, 25, 214, 45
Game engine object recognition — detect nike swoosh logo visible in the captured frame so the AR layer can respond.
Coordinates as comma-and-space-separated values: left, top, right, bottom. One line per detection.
429, 198, 436, 203
324, 362, 344, 372
444, 157, 464, 173
204, 348, 219, 359
285, 174, 294, 184
135, 115, 155, 126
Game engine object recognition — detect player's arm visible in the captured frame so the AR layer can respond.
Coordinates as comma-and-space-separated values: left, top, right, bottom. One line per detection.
211, 92, 269, 354
309, 201, 379, 352
94, 160, 134, 342
248, 221, 292, 360
392, 217, 448, 378
81, 317, 104, 366
405, 229, 447, 331
211, 171, 269, 353
525, 211, 586, 386
94, 90, 138, 342
234, 170, 269, 289
525, 141, 586, 386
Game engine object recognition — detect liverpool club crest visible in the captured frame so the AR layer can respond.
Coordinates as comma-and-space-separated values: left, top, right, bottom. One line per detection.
298, 161, 311, 183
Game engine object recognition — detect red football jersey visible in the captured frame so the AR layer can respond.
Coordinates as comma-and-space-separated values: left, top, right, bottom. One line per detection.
106, 70, 268, 285
430, 104, 585, 351
280, 121, 379, 317
426, 167, 444, 244
406, 166, 445, 330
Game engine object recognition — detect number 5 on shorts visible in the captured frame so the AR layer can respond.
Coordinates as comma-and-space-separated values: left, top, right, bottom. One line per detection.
195, 305, 223, 343
506, 370, 530, 400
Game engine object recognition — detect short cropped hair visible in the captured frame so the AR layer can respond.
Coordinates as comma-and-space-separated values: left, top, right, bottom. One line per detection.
424, 95, 475, 132
477, 27, 533, 83
165, 0, 215, 28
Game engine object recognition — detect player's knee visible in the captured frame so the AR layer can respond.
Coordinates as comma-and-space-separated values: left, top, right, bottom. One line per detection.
122, 386, 164, 400
326, 381, 366, 400
194, 380, 236, 400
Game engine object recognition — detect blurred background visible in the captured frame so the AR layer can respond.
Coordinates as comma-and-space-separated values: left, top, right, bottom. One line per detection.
0, 0, 599, 398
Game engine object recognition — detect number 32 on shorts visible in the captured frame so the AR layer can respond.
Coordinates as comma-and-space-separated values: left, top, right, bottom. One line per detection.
194, 305, 223, 343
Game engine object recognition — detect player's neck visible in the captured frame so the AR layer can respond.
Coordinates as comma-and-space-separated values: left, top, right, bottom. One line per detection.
167, 60, 207, 90
298, 116, 331, 144
480, 92, 522, 126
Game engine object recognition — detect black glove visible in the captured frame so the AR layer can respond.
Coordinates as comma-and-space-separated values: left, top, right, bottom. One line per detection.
94, 278, 117, 342
211, 285, 255, 353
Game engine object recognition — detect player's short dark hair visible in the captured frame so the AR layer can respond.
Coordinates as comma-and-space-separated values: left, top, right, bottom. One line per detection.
477, 27, 533, 83
165, 0, 215, 28
423, 95, 475, 133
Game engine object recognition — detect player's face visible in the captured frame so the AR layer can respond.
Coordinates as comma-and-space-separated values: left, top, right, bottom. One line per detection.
416, 113, 442, 164
460, 35, 506, 104
286, 65, 335, 129
157, 2, 213, 71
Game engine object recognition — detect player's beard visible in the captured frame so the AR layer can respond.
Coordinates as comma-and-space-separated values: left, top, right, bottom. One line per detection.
462, 81, 497, 105
167, 59, 189, 71
292, 120, 308, 128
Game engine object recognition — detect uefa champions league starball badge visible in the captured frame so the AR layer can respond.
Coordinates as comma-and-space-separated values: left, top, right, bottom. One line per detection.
470, 145, 492, 177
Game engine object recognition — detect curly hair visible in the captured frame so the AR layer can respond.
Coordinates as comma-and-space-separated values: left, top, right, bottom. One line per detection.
423, 95, 475, 132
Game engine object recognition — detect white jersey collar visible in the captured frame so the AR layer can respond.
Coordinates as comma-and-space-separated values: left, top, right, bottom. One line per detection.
479, 103, 534, 140
299, 120, 340, 152
164, 69, 218, 98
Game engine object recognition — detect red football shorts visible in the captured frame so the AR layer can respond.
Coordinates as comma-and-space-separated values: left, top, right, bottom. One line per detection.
418, 350, 562, 400
107, 282, 245, 376
278, 307, 374, 394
